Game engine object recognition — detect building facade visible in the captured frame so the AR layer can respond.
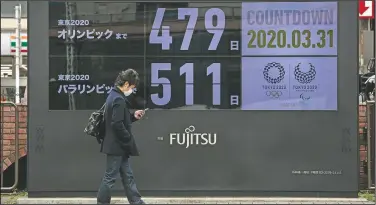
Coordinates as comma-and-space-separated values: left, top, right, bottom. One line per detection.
1, 1, 28, 102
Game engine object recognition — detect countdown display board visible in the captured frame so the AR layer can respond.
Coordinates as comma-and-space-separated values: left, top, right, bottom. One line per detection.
49, 2, 337, 110
30, 0, 357, 197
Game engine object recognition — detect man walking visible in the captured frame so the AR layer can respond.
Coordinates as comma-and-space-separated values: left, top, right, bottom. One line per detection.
97, 69, 146, 204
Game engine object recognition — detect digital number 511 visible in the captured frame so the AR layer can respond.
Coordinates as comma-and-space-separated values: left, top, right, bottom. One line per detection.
151, 63, 221, 106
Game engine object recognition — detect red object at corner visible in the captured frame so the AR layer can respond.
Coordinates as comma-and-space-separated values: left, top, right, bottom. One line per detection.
359, 0, 375, 19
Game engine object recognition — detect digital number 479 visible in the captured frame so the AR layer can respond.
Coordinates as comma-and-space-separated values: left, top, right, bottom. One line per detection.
150, 8, 226, 51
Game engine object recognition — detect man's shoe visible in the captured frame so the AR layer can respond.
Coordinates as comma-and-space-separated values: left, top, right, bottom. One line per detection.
131, 199, 145, 204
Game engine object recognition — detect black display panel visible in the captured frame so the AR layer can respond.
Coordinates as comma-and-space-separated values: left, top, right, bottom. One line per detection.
49, 57, 146, 110
49, 2, 145, 56
145, 6, 240, 56
146, 31, 240, 56
49, 2, 241, 110
145, 57, 241, 109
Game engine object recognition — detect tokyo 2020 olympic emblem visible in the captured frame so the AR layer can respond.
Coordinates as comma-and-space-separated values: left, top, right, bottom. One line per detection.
294, 63, 316, 84
263, 62, 286, 84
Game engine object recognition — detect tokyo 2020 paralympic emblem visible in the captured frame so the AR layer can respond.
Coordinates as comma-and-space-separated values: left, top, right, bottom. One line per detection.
263, 62, 286, 84
294, 63, 316, 84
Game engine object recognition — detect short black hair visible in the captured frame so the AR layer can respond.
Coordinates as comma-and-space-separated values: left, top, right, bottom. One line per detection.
114, 69, 140, 87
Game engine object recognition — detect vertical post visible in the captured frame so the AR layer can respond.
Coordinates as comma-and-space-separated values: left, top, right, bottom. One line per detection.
372, 5, 376, 198
14, 4, 21, 103
371, 18, 376, 59
374, 7, 376, 199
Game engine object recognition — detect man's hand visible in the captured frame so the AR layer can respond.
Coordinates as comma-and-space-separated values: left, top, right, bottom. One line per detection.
134, 110, 145, 120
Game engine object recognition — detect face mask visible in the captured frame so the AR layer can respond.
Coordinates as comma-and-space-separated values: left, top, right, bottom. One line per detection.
123, 89, 133, 96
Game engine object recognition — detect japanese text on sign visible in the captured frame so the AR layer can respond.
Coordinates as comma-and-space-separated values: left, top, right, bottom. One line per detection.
57, 84, 112, 94
57, 19, 90, 26
57, 29, 127, 40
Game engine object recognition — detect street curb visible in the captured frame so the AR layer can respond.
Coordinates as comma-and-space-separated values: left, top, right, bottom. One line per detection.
17, 197, 374, 204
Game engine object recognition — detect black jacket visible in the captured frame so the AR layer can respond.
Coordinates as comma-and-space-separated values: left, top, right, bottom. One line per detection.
100, 86, 140, 156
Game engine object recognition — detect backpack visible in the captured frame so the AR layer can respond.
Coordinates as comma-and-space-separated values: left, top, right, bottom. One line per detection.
84, 103, 106, 144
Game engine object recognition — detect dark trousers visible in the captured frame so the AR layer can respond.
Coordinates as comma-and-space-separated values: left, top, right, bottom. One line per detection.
97, 154, 144, 204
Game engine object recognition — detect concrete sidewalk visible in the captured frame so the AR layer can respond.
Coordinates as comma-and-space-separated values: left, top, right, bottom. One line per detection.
1, 196, 12, 204
17, 197, 374, 204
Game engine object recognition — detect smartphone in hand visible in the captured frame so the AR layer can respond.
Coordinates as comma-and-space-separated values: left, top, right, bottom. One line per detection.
137, 108, 148, 120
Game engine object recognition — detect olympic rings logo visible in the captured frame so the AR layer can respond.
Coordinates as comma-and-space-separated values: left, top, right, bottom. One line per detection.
266, 91, 282, 98
184, 125, 195, 133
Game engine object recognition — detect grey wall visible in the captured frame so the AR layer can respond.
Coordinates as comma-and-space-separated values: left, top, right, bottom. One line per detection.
28, 0, 359, 197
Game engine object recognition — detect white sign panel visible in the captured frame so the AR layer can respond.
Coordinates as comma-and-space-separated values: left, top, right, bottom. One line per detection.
241, 2, 338, 56
241, 57, 337, 110
1, 32, 27, 55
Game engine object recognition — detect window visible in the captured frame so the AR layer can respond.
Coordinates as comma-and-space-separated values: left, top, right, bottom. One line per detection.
1, 56, 14, 65
360, 19, 373, 31
22, 56, 28, 65
371, 19, 375, 31
1, 1, 28, 18
0, 86, 26, 102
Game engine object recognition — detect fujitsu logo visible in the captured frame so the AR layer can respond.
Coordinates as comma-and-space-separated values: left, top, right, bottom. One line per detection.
169, 126, 217, 148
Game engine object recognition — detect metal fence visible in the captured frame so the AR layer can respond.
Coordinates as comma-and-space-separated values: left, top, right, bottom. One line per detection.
1, 90, 27, 104
0, 101, 20, 192
366, 101, 375, 189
